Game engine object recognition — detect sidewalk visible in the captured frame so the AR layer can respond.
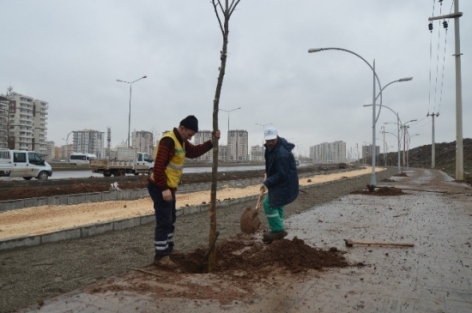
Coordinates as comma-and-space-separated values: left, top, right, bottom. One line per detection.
15, 168, 472, 312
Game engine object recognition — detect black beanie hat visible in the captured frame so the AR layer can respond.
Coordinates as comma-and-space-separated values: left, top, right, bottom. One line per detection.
179, 115, 199, 132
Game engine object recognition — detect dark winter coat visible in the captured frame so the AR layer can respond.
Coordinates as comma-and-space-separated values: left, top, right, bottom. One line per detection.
263, 137, 299, 208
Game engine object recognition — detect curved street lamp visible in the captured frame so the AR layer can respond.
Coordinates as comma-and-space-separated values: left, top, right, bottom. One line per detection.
116, 75, 147, 148
400, 120, 417, 167
62, 131, 74, 161
364, 99, 412, 174
219, 107, 241, 133
309, 47, 383, 185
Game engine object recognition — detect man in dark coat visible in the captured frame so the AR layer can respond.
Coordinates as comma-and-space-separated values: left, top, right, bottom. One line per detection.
261, 126, 299, 244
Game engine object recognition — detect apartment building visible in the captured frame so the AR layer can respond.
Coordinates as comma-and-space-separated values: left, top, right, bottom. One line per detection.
0, 95, 8, 148
250, 145, 264, 162
72, 129, 105, 158
44, 140, 55, 161
310, 141, 347, 164
218, 145, 228, 162
193, 130, 213, 162
0, 92, 49, 155
228, 130, 248, 162
362, 144, 380, 161
132, 130, 154, 156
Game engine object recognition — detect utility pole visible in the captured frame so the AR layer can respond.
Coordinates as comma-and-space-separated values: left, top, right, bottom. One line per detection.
381, 126, 387, 167
428, 1, 463, 180
428, 112, 439, 168
402, 125, 409, 168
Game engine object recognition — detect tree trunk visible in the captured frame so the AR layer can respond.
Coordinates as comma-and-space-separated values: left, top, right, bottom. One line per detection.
208, 0, 240, 272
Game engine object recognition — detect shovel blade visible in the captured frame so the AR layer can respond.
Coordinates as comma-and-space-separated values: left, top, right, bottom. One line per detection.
240, 208, 261, 234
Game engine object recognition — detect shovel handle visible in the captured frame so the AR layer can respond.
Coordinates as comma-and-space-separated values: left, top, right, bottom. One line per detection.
255, 188, 265, 212
354, 241, 414, 247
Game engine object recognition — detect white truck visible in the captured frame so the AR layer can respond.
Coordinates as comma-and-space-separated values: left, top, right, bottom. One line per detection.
0, 148, 53, 180
90, 151, 154, 177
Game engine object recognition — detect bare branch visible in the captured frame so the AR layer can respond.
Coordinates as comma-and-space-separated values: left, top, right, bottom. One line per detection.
212, 0, 224, 35
229, 0, 242, 16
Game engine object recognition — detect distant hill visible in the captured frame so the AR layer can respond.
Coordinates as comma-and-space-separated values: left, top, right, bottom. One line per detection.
373, 138, 471, 184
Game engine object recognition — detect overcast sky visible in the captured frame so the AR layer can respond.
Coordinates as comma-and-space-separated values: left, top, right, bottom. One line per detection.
1, 0, 470, 157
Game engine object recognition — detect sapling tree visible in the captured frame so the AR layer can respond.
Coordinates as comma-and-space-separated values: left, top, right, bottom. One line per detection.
208, 0, 242, 272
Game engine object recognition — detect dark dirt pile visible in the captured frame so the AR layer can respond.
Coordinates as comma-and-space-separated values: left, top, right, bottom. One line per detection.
0, 165, 337, 201
172, 235, 349, 275
350, 186, 405, 196
85, 235, 350, 305
0, 171, 265, 201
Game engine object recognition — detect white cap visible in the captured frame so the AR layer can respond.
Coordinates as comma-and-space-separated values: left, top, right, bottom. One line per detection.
264, 126, 278, 140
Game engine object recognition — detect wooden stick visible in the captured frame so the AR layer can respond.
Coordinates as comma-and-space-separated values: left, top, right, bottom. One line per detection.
353, 241, 414, 247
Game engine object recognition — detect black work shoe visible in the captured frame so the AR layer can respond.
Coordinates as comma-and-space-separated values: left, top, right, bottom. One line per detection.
262, 230, 288, 244
154, 255, 178, 269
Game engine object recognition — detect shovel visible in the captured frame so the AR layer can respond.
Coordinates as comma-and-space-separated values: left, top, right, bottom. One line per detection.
240, 188, 265, 234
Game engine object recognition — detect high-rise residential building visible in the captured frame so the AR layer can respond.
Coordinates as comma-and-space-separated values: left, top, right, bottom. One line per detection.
250, 145, 264, 162
218, 145, 228, 162
310, 141, 347, 164
193, 130, 213, 162
0, 95, 8, 148
228, 130, 248, 162
44, 141, 55, 161
132, 130, 154, 156
33, 98, 49, 156
0, 92, 49, 155
72, 129, 105, 158
61, 144, 74, 160
362, 145, 380, 162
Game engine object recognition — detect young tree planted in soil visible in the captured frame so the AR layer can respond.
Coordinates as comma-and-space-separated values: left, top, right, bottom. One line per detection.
208, 0, 242, 272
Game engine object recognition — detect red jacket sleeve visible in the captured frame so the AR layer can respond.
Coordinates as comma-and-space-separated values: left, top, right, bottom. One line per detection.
185, 140, 213, 159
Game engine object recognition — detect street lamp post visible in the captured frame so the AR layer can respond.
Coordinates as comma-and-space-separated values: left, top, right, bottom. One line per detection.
219, 107, 241, 162
116, 75, 147, 148
62, 131, 73, 161
429, 2, 463, 180
400, 120, 417, 167
219, 107, 241, 133
407, 133, 420, 169
364, 101, 412, 174
309, 47, 384, 186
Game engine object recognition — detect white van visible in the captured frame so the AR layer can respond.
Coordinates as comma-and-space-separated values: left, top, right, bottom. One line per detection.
69, 152, 97, 164
0, 149, 53, 180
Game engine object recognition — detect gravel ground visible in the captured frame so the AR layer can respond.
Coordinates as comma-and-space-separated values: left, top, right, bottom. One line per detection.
0, 168, 396, 313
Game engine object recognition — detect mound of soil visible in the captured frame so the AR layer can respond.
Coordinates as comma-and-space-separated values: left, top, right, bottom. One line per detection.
86, 235, 350, 305
393, 173, 408, 177
350, 186, 405, 196
0, 172, 263, 201
172, 235, 349, 275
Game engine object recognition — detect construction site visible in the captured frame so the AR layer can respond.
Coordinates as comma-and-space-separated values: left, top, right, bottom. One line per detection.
0, 162, 471, 312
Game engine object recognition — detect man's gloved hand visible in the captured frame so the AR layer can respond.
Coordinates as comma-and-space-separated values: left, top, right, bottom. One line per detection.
260, 185, 266, 193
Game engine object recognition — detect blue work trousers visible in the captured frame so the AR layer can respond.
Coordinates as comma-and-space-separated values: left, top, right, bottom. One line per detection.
147, 183, 176, 259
